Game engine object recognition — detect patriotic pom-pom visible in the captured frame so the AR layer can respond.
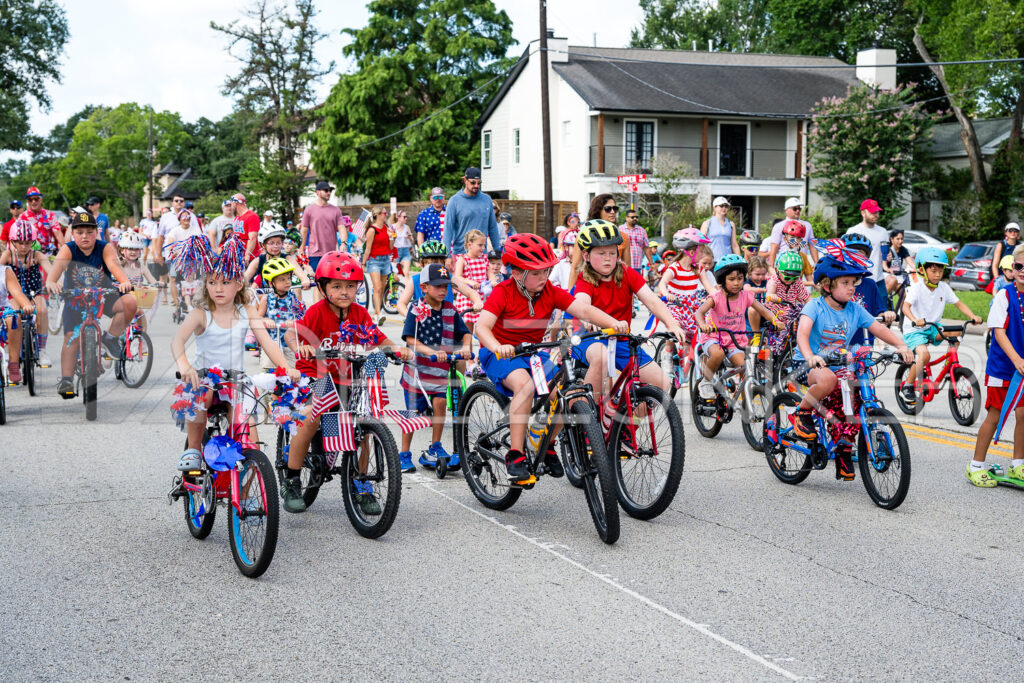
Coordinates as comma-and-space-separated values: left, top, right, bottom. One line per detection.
171, 235, 216, 280
213, 238, 247, 281
169, 366, 223, 428
263, 369, 312, 434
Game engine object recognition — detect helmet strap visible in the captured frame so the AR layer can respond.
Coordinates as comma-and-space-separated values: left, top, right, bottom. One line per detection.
822, 282, 847, 309
512, 270, 540, 316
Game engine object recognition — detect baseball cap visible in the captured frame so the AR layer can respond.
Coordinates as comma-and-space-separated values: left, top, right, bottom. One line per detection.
784, 197, 803, 210
70, 210, 98, 228
555, 225, 566, 235
465, 167, 482, 180
25, 186, 42, 198
87, 195, 101, 205
315, 180, 334, 192
231, 193, 246, 204
264, 210, 274, 216
9, 200, 22, 209
1006, 222, 1021, 232
430, 187, 444, 197
860, 199, 882, 213
423, 263, 452, 287
184, 201, 194, 209
712, 196, 730, 207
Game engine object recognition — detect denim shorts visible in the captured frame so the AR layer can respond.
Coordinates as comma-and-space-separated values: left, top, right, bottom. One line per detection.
397, 247, 412, 262
365, 255, 391, 275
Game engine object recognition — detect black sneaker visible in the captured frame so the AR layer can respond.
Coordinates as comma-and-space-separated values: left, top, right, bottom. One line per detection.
505, 449, 530, 481
836, 448, 855, 481
102, 333, 122, 359
792, 409, 817, 440
281, 476, 307, 513
900, 385, 917, 402
544, 449, 564, 478
56, 377, 76, 399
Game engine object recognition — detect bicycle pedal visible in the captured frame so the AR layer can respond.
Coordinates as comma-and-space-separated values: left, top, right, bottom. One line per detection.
511, 474, 538, 487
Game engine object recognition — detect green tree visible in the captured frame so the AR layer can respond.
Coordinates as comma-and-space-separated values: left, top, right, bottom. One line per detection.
806, 84, 938, 228
176, 111, 259, 197
212, 0, 333, 216
309, 0, 515, 200
0, 0, 70, 151
58, 104, 190, 219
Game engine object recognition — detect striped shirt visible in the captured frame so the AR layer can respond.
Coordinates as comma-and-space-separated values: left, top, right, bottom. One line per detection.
664, 263, 700, 298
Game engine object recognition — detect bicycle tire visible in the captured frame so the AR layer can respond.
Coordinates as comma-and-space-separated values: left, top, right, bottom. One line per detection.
570, 401, 619, 544
356, 275, 371, 307
742, 384, 768, 452
857, 408, 911, 509
652, 337, 682, 399
893, 365, 925, 416
948, 366, 981, 427
560, 431, 585, 488
609, 385, 684, 520
182, 435, 216, 539
689, 367, 723, 438
119, 330, 154, 389
82, 327, 99, 421
228, 449, 279, 578
275, 427, 322, 508
22, 323, 35, 397
0, 363, 6, 424
381, 277, 402, 315
456, 382, 521, 511
764, 392, 812, 484
771, 343, 798, 394
340, 418, 401, 538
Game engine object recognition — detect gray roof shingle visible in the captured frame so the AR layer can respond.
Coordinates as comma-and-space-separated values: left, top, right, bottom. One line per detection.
925, 118, 1013, 158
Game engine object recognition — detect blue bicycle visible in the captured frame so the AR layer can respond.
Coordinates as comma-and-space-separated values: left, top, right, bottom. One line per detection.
763, 350, 911, 509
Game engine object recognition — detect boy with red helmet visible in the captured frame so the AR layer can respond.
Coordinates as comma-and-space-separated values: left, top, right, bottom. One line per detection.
474, 232, 628, 481
280, 251, 412, 513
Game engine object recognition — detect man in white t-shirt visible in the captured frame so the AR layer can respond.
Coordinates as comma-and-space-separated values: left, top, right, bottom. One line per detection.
767, 198, 818, 270
138, 209, 158, 264
206, 200, 236, 248
846, 198, 891, 304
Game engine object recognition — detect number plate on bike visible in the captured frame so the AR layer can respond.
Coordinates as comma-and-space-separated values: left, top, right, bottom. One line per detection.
529, 354, 549, 395
607, 337, 617, 378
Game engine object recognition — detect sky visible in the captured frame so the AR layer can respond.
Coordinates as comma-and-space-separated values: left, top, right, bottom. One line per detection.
18, 0, 645, 146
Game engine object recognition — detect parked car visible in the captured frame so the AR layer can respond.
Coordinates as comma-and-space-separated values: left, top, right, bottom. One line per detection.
901, 230, 959, 259
950, 241, 998, 291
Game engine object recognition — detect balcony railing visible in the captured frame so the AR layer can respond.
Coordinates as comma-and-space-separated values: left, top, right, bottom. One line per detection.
588, 145, 799, 180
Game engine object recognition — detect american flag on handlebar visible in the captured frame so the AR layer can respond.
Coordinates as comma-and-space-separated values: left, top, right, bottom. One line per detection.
362, 352, 431, 434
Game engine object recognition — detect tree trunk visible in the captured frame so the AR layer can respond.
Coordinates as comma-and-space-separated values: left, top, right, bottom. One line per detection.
1011, 87, 1024, 143
913, 22, 989, 198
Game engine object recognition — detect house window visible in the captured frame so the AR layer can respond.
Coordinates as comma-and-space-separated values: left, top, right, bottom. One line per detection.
513, 128, 520, 164
563, 120, 571, 146
625, 121, 654, 172
482, 130, 492, 168
718, 123, 748, 176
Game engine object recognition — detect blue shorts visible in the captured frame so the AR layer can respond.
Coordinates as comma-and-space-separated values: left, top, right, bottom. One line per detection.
905, 326, 942, 351
404, 388, 444, 414
479, 347, 558, 397
397, 246, 412, 262
573, 336, 652, 371
308, 256, 321, 272
365, 254, 391, 275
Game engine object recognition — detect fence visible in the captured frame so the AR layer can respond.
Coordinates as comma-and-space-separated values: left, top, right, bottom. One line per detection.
335, 199, 579, 236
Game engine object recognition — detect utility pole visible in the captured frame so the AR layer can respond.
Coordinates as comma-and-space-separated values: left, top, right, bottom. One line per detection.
539, 0, 553, 240
147, 107, 154, 212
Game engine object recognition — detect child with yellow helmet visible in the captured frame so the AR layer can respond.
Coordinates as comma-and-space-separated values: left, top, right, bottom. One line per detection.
256, 256, 306, 370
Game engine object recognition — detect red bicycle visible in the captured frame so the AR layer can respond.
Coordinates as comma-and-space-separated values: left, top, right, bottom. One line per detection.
168, 368, 279, 578
894, 321, 982, 425
563, 331, 685, 520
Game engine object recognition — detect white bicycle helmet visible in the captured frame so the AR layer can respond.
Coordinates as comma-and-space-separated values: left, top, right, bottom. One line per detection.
118, 231, 145, 250
257, 223, 286, 244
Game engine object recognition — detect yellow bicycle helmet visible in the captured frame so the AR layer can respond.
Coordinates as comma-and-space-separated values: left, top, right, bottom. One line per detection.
999, 255, 1015, 271
576, 218, 623, 250
262, 256, 296, 283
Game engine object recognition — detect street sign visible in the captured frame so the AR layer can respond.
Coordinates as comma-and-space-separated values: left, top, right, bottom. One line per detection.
631, 184, 638, 192
616, 174, 648, 185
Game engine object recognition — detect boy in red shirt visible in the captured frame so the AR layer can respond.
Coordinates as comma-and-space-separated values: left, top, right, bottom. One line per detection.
281, 251, 411, 513
475, 233, 627, 481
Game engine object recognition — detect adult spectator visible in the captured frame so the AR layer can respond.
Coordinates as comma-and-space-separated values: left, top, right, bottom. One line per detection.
153, 195, 200, 304
2, 199, 24, 246
392, 208, 413, 274
161, 208, 204, 308
699, 196, 739, 260
571, 194, 632, 289
233, 193, 261, 259
619, 208, 652, 270
767, 198, 818, 271
300, 180, 348, 270
991, 222, 1021, 281
415, 186, 445, 246
138, 208, 158, 264
845, 198, 890, 302
86, 196, 110, 241
21, 187, 64, 254
260, 210, 282, 235
206, 199, 236, 250
443, 167, 501, 256
361, 206, 394, 324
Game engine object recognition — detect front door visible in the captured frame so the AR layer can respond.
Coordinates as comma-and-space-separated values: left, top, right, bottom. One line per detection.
719, 124, 748, 176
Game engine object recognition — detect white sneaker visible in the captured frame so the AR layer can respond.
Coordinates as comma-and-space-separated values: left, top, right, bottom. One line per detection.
37, 351, 52, 368
698, 380, 715, 400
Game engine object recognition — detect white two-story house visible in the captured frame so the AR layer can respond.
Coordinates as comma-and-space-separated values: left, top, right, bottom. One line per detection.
478, 35, 895, 230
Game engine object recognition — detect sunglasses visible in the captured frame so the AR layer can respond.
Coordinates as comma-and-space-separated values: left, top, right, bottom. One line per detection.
1013, 262, 1024, 272
603, 205, 619, 213
431, 195, 443, 200
743, 246, 758, 253
779, 272, 800, 282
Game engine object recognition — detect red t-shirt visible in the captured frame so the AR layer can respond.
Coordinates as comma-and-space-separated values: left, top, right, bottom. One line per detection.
294, 299, 382, 382
239, 209, 261, 257
574, 267, 646, 323
366, 224, 391, 257
482, 279, 575, 346
1, 217, 15, 244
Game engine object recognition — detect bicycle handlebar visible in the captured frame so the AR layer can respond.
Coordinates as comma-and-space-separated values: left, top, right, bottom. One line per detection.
428, 352, 475, 362
912, 320, 976, 335
58, 285, 133, 300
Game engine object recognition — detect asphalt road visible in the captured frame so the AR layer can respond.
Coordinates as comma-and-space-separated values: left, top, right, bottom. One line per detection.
1, 305, 1020, 681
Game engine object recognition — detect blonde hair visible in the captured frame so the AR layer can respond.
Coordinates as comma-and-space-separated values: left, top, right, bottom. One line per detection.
465, 229, 485, 249
747, 254, 768, 272
695, 244, 714, 264
1013, 244, 1024, 258
579, 247, 624, 287
198, 273, 252, 312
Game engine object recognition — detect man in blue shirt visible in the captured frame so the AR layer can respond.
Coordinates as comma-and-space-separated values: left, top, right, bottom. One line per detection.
442, 167, 501, 256
86, 196, 110, 241
415, 186, 445, 245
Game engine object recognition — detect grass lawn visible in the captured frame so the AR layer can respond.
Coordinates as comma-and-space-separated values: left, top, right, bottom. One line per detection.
944, 290, 991, 320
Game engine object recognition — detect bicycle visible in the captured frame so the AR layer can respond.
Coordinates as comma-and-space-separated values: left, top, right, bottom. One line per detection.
380, 260, 406, 315
167, 368, 279, 578
0, 308, 15, 424
274, 345, 402, 538
406, 350, 472, 480
893, 321, 981, 425
60, 286, 124, 421
764, 350, 912, 509
652, 330, 698, 400
18, 308, 38, 396
577, 331, 686, 520
455, 333, 620, 543
113, 311, 154, 389
690, 328, 770, 451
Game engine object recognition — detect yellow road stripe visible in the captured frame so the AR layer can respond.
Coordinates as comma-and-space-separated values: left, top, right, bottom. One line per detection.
901, 422, 1016, 455
904, 430, 1012, 459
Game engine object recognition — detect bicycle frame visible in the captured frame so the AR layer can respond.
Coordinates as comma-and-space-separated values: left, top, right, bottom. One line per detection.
601, 335, 657, 452
905, 323, 967, 400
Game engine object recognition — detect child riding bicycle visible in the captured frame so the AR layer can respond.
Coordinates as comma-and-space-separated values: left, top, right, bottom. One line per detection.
1, 217, 52, 368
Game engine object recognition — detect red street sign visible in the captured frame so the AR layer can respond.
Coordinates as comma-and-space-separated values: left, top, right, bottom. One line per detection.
616, 174, 648, 185
631, 184, 638, 192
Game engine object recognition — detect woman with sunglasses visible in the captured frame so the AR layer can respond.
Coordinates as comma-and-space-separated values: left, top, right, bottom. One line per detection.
569, 194, 631, 289
992, 222, 1021, 282
699, 196, 739, 260
362, 206, 394, 325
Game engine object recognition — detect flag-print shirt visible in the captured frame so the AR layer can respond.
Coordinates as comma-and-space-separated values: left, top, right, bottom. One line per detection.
414, 206, 444, 243
400, 301, 470, 394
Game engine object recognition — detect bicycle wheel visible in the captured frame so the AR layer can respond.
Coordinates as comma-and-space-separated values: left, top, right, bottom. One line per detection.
21, 324, 35, 397
119, 330, 153, 389
340, 418, 401, 538
893, 365, 924, 416
47, 296, 63, 335
609, 385, 684, 520
559, 430, 585, 489
652, 338, 682, 399
689, 369, 722, 438
275, 427, 323, 508
82, 328, 99, 422
569, 401, 619, 544
182, 436, 216, 538
764, 392, 812, 484
742, 384, 768, 452
381, 277, 402, 315
456, 382, 521, 511
0, 362, 6, 424
857, 409, 911, 509
356, 275, 371, 307
228, 449, 279, 578
771, 343, 798, 394
948, 366, 981, 426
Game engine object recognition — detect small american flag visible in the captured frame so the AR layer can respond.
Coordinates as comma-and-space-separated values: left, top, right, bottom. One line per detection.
362, 352, 391, 414
351, 208, 371, 240
321, 411, 355, 452
411, 300, 431, 323
311, 376, 340, 418
378, 409, 432, 434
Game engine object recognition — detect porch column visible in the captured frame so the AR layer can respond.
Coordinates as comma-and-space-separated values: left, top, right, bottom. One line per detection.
701, 118, 709, 177
795, 120, 804, 180
597, 113, 605, 174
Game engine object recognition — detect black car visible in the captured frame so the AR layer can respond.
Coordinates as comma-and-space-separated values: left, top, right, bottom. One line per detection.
950, 241, 998, 291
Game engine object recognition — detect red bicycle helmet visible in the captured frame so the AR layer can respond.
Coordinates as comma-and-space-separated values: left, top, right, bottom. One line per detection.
315, 251, 363, 283
781, 220, 806, 239
502, 232, 559, 270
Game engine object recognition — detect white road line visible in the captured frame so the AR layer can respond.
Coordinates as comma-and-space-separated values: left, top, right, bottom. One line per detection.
409, 474, 802, 680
